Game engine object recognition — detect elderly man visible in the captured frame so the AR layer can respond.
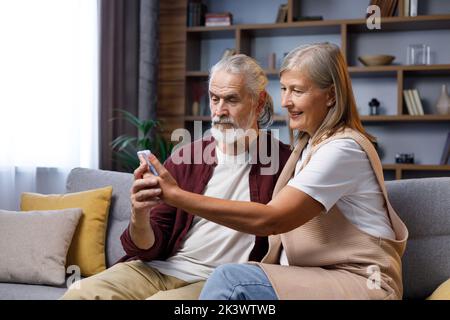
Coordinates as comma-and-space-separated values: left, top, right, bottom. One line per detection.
62, 54, 291, 300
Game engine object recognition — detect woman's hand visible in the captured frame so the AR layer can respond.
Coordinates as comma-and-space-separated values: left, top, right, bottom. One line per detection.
148, 154, 180, 207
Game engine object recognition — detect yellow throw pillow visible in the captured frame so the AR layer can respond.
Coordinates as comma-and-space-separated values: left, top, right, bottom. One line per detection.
427, 278, 450, 300
21, 186, 113, 277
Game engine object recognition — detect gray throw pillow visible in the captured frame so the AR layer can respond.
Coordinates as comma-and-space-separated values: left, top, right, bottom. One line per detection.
0, 208, 82, 286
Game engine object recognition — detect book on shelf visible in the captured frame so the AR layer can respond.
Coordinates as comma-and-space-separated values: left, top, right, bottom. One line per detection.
205, 21, 231, 27
187, 1, 207, 27
205, 12, 232, 26
403, 89, 424, 115
367, 0, 398, 17
408, 90, 420, 115
403, 0, 418, 17
404, 0, 410, 16
411, 89, 425, 115
410, 0, 418, 17
275, 4, 288, 23
403, 90, 416, 115
440, 132, 450, 165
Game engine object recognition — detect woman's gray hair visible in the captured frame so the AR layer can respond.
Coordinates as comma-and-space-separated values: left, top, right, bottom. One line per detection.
280, 42, 375, 145
209, 54, 274, 128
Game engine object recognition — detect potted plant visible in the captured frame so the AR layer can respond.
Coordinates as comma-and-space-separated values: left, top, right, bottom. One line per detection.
110, 109, 173, 173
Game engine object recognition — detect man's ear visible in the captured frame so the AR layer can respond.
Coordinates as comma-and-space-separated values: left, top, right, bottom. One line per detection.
257, 91, 266, 113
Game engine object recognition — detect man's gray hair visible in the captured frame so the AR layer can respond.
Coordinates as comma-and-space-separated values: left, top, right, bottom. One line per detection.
209, 54, 274, 128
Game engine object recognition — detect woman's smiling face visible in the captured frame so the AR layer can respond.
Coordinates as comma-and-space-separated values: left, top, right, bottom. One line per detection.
280, 69, 334, 136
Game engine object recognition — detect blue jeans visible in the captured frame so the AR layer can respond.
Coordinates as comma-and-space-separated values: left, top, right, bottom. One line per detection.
199, 263, 278, 300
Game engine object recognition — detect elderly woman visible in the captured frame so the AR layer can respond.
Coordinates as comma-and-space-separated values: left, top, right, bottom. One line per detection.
143, 43, 408, 300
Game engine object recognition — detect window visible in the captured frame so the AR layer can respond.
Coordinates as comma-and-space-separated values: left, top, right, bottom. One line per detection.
0, 0, 99, 209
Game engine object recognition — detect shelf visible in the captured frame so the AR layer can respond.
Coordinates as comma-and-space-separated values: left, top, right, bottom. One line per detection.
187, 25, 235, 39
186, 15, 450, 36
347, 14, 450, 33
187, 65, 450, 78
349, 64, 450, 76
360, 115, 450, 122
383, 164, 450, 171
187, 25, 236, 32
238, 21, 341, 36
383, 164, 450, 179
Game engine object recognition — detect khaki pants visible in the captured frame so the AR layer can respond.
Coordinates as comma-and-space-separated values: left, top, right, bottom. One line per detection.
61, 260, 205, 300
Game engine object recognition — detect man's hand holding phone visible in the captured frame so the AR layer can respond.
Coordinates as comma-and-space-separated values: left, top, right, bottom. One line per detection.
130, 150, 162, 220
128, 150, 162, 250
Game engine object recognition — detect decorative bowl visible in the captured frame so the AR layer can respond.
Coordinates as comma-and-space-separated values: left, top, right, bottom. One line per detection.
358, 55, 395, 66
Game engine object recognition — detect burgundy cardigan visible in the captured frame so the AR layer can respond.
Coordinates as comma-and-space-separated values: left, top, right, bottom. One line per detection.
119, 133, 291, 263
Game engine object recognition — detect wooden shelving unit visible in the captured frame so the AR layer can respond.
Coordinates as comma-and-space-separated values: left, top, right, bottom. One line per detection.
187, 15, 450, 33
383, 164, 450, 180
360, 115, 450, 122
158, 0, 450, 180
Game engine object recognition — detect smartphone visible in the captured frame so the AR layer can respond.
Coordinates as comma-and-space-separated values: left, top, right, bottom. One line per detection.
137, 150, 159, 176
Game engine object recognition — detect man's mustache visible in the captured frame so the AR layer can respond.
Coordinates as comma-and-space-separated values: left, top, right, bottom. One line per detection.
211, 116, 236, 127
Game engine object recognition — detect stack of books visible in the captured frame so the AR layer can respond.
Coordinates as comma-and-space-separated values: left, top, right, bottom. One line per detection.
275, 4, 288, 23
403, 89, 425, 115
367, 0, 398, 17
205, 12, 232, 27
187, 1, 207, 27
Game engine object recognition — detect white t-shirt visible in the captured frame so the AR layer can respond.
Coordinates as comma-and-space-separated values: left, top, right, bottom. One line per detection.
147, 147, 255, 282
279, 138, 395, 265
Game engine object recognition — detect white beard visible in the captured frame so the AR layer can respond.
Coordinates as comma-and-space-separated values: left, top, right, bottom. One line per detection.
211, 127, 247, 146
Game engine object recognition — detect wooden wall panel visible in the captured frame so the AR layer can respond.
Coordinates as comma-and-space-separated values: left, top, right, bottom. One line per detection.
158, 0, 187, 137
157, 81, 185, 117
158, 0, 186, 82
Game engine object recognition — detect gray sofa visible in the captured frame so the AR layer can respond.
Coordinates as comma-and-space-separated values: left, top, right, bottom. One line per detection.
0, 167, 449, 300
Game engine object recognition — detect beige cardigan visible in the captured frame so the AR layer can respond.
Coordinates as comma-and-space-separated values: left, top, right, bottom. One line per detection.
256, 128, 409, 299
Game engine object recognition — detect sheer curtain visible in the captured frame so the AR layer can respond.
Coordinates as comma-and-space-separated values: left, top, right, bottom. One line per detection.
0, 0, 99, 210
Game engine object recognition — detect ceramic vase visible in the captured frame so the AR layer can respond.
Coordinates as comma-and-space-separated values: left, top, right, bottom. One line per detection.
436, 84, 450, 115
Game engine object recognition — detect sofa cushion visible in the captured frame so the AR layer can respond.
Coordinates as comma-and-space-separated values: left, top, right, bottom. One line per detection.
0, 282, 67, 300
66, 168, 133, 267
386, 177, 450, 300
21, 186, 113, 277
0, 208, 82, 286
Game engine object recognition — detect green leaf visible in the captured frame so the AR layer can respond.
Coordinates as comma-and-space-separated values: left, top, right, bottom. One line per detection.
110, 134, 132, 149
110, 108, 173, 169
114, 109, 142, 129
137, 138, 151, 149
141, 121, 156, 136
117, 137, 138, 151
